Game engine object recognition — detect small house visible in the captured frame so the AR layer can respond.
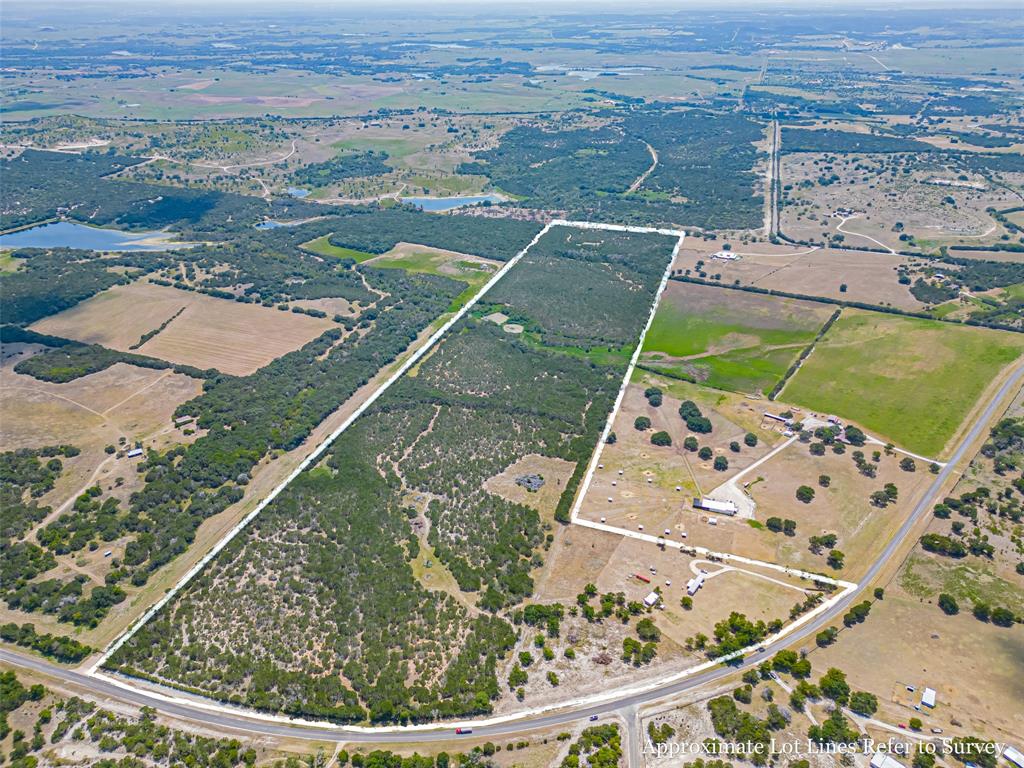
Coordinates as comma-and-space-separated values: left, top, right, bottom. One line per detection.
921, 688, 936, 708
643, 591, 661, 608
126, 447, 143, 458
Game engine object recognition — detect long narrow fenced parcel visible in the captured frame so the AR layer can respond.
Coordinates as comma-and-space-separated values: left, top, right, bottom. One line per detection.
103, 224, 681, 724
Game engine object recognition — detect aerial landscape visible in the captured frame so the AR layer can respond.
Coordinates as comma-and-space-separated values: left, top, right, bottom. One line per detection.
0, 1, 1022, 766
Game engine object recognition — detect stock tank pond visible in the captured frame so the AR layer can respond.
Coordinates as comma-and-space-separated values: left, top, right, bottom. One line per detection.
0, 221, 188, 251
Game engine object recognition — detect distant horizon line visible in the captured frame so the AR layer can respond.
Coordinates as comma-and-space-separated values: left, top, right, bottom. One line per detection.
4, 0, 1022, 9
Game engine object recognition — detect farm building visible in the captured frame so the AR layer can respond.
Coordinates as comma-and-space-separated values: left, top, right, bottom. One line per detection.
643, 591, 661, 608
126, 447, 144, 458
764, 412, 791, 425
686, 572, 706, 596
693, 497, 738, 516
921, 687, 936, 708
710, 250, 739, 261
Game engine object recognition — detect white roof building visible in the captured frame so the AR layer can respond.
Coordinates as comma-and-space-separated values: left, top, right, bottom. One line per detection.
921, 688, 936, 708
694, 497, 738, 516
643, 591, 661, 608
686, 572, 706, 596
1002, 746, 1024, 768
871, 753, 907, 768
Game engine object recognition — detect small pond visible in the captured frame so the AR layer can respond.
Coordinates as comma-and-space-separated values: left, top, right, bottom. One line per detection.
401, 194, 504, 212
0, 221, 186, 252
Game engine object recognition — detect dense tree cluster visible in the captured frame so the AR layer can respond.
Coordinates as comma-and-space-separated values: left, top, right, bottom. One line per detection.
460, 110, 763, 230
0, 149, 315, 235
560, 724, 622, 768
0, 672, 254, 766
288, 150, 391, 188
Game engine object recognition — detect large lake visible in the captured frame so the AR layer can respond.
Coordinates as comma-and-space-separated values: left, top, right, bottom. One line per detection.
0, 221, 188, 252
401, 194, 504, 212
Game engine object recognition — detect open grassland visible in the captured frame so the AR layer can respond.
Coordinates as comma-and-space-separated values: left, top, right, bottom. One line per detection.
779, 151, 1016, 253
30, 281, 335, 376
507, 527, 809, 715
641, 281, 834, 395
782, 309, 1024, 456
808, 386, 1024, 740
300, 234, 378, 262
365, 242, 499, 311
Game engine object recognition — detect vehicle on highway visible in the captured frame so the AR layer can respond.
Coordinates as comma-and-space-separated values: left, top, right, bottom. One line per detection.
455, 728, 472, 735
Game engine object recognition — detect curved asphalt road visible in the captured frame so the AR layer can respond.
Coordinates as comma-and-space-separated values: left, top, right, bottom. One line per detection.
2, 364, 1022, 743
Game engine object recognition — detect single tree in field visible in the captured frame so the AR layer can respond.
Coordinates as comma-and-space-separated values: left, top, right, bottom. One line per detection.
938, 593, 958, 615
650, 430, 672, 447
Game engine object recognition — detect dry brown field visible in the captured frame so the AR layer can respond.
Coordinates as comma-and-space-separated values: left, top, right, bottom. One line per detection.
505, 525, 811, 714
813, 592, 1024, 741
30, 281, 335, 375
571, 375, 935, 581
672, 240, 925, 311
733, 439, 934, 579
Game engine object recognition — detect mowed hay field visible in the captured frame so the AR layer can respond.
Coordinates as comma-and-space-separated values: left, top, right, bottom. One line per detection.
782, 309, 1024, 457
31, 281, 335, 375
641, 281, 834, 395
670, 242, 924, 312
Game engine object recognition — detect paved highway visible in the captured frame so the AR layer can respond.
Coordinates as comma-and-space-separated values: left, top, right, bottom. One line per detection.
2, 360, 1021, 745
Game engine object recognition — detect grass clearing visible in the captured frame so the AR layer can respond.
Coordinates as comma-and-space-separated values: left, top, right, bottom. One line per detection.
900, 553, 1024, 615
365, 242, 499, 311
0, 251, 24, 272
782, 309, 1024, 456
300, 234, 378, 262
641, 281, 833, 395
815, 592, 1024, 739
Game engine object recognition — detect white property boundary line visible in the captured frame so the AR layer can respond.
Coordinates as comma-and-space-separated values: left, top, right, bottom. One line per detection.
563, 223, 856, 592
91, 578, 856, 734
86, 218, 859, 735
93, 220, 682, 670
93, 220, 558, 671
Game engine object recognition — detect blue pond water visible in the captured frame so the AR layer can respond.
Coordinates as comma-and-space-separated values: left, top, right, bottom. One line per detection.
255, 220, 294, 230
401, 194, 503, 212
0, 221, 184, 252
286, 187, 311, 198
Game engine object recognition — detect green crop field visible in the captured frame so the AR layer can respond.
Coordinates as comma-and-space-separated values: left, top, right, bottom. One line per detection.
782, 309, 1024, 457
641, 281, 833, 395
